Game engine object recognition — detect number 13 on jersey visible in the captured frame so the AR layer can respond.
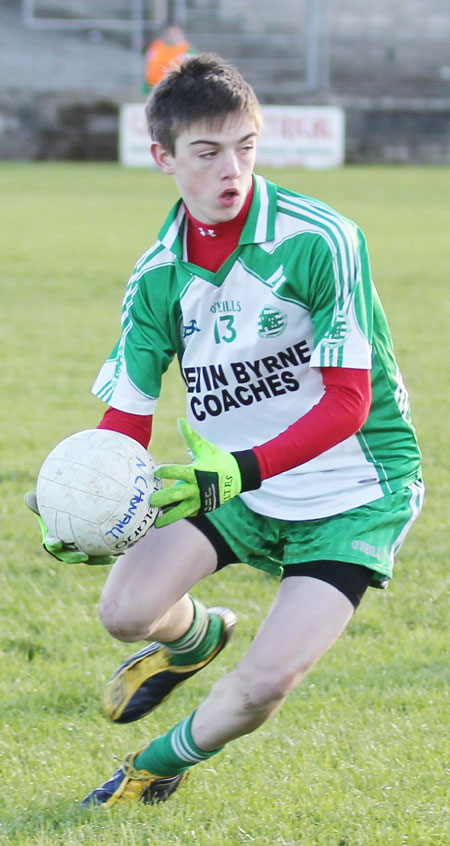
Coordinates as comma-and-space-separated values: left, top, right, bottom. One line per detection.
214, 315, 237, 344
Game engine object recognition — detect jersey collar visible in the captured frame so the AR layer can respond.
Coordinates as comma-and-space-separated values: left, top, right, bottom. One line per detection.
157, 174, 278, 257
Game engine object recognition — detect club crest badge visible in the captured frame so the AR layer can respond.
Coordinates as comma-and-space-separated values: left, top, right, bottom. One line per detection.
257, 306, 288, 338
322, 314, 350, 347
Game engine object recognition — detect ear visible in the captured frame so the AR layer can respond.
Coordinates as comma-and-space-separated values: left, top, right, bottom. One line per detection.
150, 142, 175, 174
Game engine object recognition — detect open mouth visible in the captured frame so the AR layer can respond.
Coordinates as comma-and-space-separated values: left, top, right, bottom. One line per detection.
219, 188, 239, 204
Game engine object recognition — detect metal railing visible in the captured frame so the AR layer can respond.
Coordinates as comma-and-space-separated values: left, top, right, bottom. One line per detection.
21, 0, 329, 96
21, 0, 153, 53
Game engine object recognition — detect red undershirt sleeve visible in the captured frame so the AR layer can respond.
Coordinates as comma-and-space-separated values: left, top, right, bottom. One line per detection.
97, 407, 153, 449
96, 369, 371, 485
252, 367, 372, 481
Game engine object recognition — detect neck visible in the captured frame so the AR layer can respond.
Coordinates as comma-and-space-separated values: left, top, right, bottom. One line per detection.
184, 182, 254, 271
185, 185, 253, 272
185, 183, 253, 237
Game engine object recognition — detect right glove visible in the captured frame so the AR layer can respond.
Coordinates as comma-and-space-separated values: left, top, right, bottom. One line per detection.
150, 417, 261, 528
24, 491, 116, 566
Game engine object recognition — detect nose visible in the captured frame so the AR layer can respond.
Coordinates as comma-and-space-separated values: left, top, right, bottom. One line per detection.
220, 149, 241, 180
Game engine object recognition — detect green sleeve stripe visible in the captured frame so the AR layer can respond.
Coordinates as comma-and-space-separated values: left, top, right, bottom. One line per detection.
121, 257, 176, 338
277, 203, 350, 318
277, 194, 369, 353
122, 261, 173, 319
277, 191, 358, 313
157, 199, 184, 244
158, 202, 186, 254
125, 254, 174, 302
276, 204, 351, 329
96, 382, 114, 403
134, 241, 165, 273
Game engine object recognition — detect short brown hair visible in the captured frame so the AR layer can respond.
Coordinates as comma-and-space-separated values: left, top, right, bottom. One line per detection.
145, 53, 262, 154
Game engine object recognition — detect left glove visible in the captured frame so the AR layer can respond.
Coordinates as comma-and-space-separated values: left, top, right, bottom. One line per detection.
150, 418, 261, 528
25, 491, 116, 566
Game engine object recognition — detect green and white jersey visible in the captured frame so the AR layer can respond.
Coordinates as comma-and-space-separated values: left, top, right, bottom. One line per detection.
93, 175, 421, 520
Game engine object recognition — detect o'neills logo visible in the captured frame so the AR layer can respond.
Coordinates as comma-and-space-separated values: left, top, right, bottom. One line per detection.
111, 510, 155, 550
351, 539, 384, 561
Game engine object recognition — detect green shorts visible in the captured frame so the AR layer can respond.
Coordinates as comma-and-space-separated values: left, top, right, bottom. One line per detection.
206, 480, 424, 589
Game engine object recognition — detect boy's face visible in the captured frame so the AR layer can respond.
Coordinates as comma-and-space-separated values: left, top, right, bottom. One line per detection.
151, 112, 258, 224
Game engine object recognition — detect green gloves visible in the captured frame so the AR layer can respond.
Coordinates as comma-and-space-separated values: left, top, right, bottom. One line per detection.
24, 491, 115, 566
151, 418, 261, 528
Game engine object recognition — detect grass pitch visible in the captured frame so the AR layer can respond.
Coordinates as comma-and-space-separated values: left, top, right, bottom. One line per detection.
0, 163, 449, 845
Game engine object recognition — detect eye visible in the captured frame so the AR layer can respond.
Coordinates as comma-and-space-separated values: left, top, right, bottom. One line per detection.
198, 149, 218, 159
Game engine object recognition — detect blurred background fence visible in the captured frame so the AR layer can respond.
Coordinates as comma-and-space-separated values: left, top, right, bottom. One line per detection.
1, 0, 449, 163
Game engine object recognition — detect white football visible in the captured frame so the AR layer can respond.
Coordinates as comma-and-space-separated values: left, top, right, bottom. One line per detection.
36, 429, 161, 557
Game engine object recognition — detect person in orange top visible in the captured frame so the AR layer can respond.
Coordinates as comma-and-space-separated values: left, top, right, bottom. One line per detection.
143, 25, 195, 93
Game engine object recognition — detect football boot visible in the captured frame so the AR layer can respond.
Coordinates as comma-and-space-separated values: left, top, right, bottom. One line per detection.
81, 751, 188, 807
103, 606, 237, 723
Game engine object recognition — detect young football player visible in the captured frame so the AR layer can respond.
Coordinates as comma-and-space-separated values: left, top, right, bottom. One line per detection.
27, 53, 423, 807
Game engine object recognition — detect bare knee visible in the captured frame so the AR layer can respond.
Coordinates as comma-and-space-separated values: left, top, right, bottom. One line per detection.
98, 595, 143, 642
98, 585, 164, 642
98, 586, 189, 643
240, 672, 298, 711
234, 656, 315, 712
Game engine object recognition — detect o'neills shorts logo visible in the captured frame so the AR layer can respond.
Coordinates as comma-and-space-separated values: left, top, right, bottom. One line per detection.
257, 306, 288, 338
351, 539, 384, 562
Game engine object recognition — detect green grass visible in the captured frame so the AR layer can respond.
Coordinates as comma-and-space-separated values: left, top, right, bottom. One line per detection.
1, 163, 449, 845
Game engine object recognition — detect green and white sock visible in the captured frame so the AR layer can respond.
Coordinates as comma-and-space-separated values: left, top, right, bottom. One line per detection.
133, 711, 223, 776
165, 598, 223, 667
